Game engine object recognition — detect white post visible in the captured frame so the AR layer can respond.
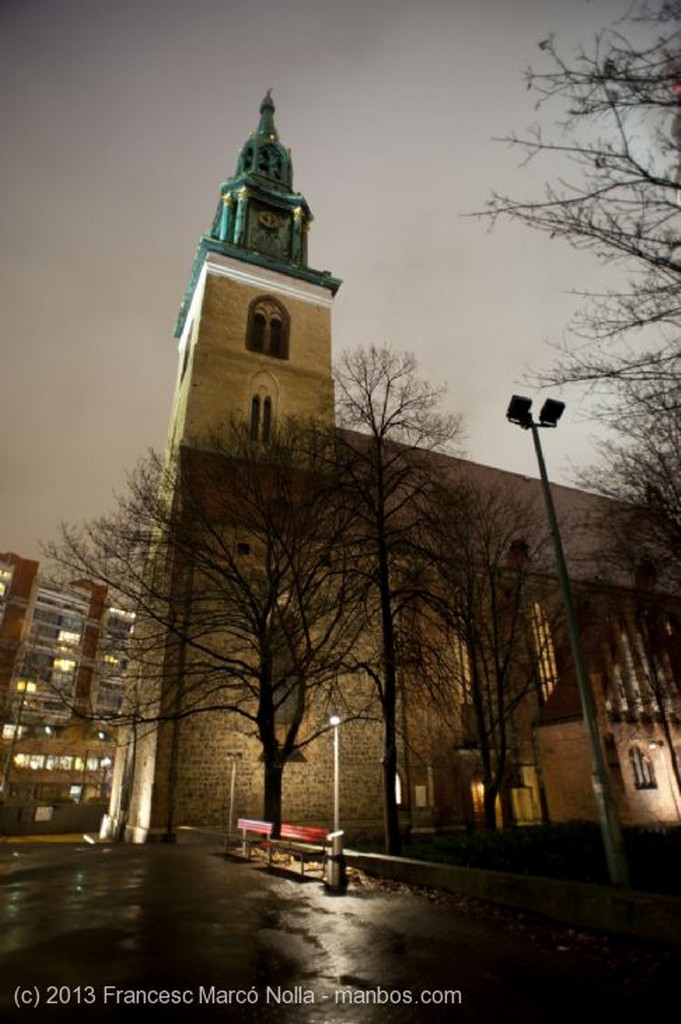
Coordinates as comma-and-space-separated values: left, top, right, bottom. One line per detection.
329, 716, 340, 833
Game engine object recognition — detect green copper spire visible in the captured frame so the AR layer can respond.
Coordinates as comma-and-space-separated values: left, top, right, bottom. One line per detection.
236, 90, 292, 189
174, 94, 341, 338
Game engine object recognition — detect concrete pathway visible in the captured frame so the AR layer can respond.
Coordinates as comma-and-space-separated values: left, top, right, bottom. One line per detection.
0, 840, 676, 1022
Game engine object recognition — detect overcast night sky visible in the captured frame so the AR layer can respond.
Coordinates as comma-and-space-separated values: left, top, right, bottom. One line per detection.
1, 0, 641, 563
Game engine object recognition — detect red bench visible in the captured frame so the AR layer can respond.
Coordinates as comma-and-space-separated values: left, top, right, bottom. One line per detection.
236, 817, 272, 857
235, 817, 330, 876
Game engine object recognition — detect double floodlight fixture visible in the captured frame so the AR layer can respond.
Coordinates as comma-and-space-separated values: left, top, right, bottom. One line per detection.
506, 394, 565, 430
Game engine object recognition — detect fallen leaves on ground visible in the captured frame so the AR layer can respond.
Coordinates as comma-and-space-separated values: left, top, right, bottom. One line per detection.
347, 867, 680, 994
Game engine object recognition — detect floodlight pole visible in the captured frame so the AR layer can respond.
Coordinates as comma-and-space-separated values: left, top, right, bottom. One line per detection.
509, 399, 629, 887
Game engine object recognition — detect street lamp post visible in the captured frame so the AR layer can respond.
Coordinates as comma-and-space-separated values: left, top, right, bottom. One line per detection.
226, 752, 241, 838
326, 715, 347, 892
507, 395, 630, 887
329, 716, 340, 833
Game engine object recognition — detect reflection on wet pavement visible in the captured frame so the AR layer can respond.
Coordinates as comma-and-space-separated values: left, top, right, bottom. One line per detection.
0, 841, 675, 1022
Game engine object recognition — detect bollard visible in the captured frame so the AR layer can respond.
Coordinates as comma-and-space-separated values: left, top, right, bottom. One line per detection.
324, 830, 347, 892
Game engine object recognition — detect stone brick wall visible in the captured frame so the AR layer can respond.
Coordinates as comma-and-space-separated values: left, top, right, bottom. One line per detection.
171, 256, 335, 453
140, 671, 385, 843
537, 718, 597, 823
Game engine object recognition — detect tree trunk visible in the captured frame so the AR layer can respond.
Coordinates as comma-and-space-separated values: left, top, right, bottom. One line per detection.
482, 780, 499, 830
377, 523, 402, 856
382, 713, 401, 855
263, 758, 284, 836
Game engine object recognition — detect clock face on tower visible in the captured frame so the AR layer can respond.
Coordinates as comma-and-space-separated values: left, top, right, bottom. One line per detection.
246, 205, 292, 259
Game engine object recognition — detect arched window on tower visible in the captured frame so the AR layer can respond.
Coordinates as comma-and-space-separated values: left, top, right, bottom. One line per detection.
250, 396, 261, 441
262, 397, 272, 444
249, 393, 274, 444
246, 296, 289, 359
270, 318, 283, 357
252, 312, 266, 352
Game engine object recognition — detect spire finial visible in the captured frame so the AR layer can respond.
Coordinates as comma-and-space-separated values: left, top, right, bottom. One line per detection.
258, 89, 277, 140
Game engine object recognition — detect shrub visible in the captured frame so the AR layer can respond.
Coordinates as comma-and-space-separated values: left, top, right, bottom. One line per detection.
403, 823, 681, 895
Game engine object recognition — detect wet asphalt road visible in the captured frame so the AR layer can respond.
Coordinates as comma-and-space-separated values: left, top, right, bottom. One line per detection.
0, 840, 675, 1023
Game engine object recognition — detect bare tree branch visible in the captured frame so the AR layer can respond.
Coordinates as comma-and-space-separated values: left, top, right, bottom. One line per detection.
477, 2, 681, 400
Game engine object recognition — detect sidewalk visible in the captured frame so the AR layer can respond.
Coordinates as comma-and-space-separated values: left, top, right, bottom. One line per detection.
1, 840, 678, 1023
0, 833, 94, 843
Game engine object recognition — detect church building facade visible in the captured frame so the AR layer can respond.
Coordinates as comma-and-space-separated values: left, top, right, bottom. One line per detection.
108, 95, 681, 845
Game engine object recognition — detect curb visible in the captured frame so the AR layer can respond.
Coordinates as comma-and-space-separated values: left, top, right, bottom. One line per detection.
344, 850, 681, 947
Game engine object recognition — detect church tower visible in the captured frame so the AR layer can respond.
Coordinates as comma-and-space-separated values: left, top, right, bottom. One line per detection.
114, 95, 349, 844
168, 92, 341, 451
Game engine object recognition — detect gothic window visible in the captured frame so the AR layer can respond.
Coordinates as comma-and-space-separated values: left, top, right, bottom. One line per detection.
246, 296, 289, 359
250, 394, 274, 444
614, 623, 653, 714
250, 396, 260, 441
262, 397, 272, 444
270, 318, 283, 357
530, 601, 558, 702
621, 628, 641, 707
629, 745, 657, 789
252, 312, 266, 351
470, 772, 485, 828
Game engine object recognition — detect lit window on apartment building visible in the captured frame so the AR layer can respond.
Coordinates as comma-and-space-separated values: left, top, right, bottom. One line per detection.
2, 724, 25, 740
57, 629, 81, 647
13, 753, 47, 771
0, 565, 13, 596
33, 755, 106, 773
0, 564, 13, 623
52, 657, 76, 674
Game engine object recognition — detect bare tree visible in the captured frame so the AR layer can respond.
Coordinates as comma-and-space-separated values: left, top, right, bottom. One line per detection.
481, 0, 681, 660
332, 345, 462, 854
45, 420, 363, 833
430, 473, 557, 829
580, 386, 681, 586
482, 0, 681, 405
